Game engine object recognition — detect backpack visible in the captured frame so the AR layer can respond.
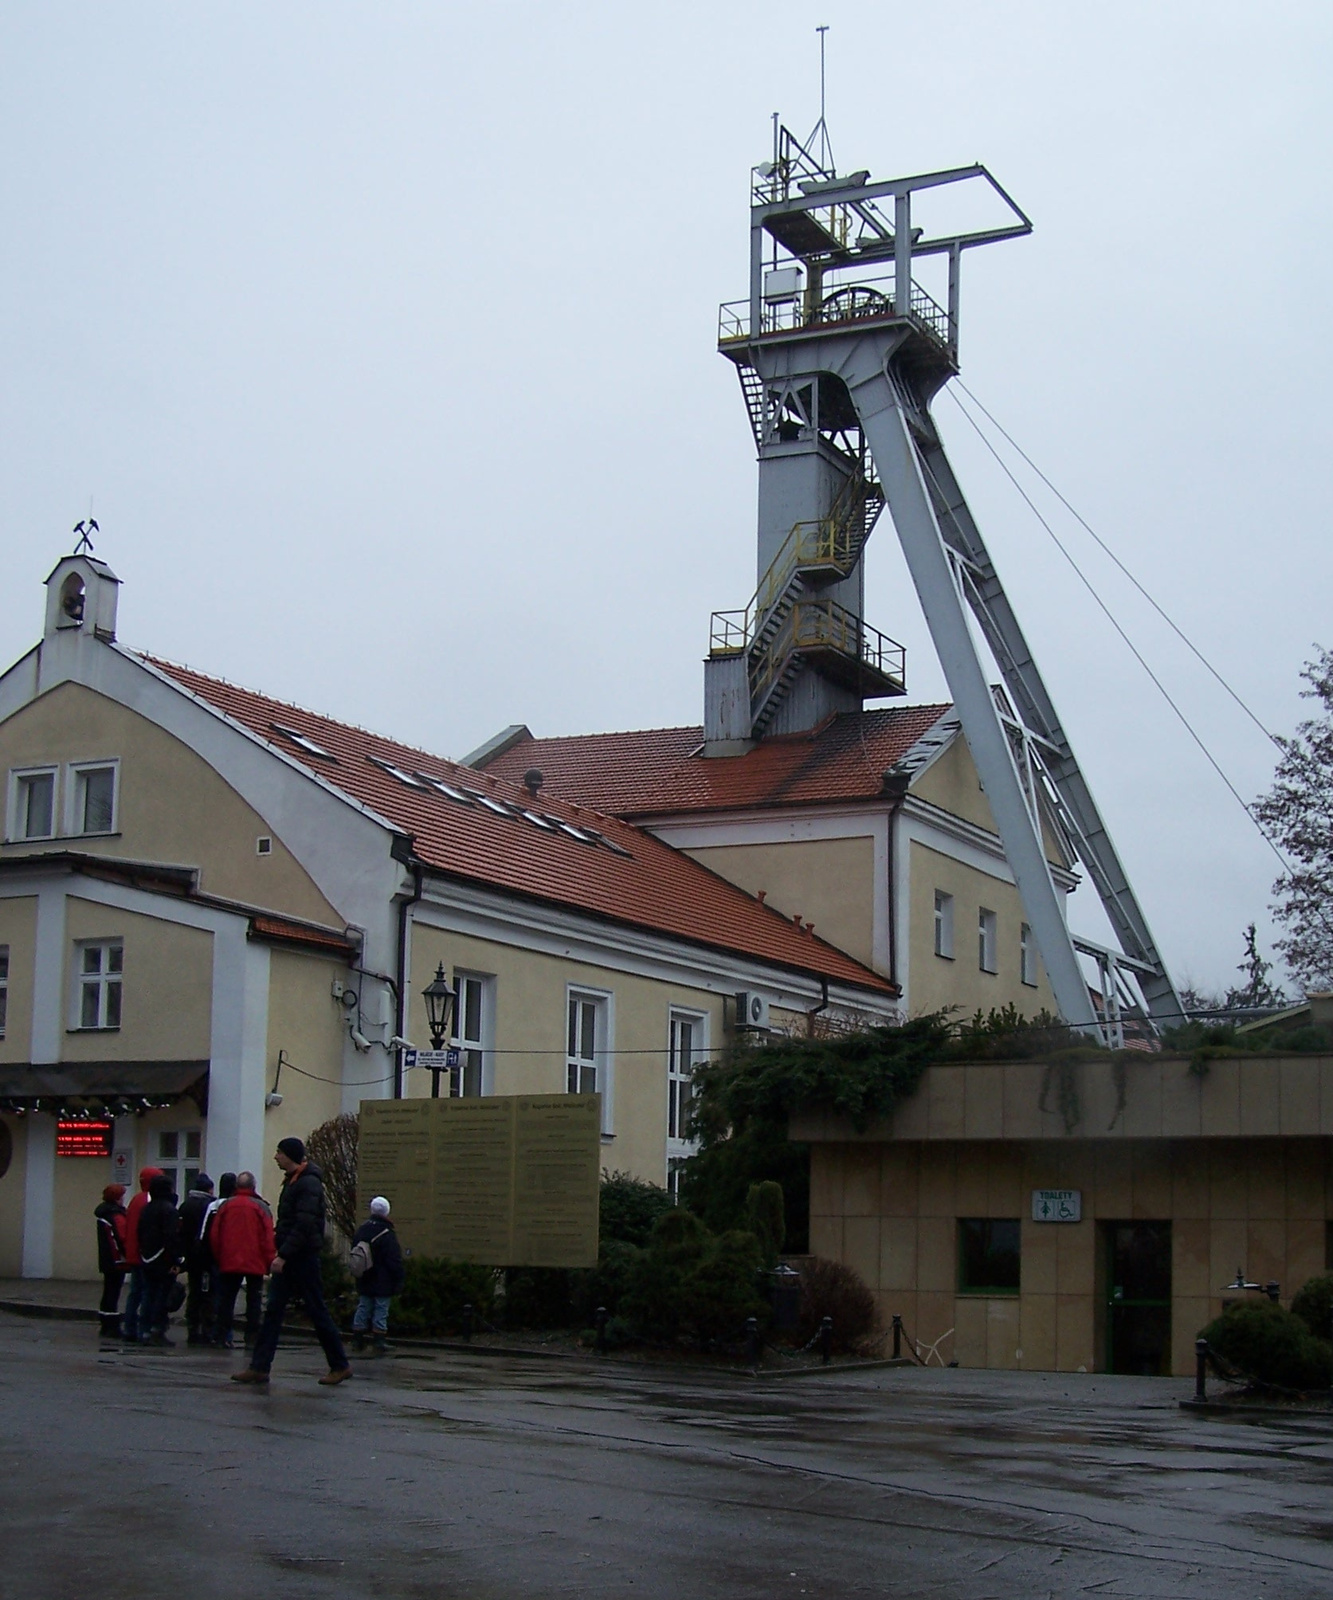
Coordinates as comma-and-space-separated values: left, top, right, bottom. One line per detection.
349, 1227, 389, 1279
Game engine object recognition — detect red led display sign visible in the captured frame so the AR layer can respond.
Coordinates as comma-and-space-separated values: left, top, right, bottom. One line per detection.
56, 1121, 114, 1158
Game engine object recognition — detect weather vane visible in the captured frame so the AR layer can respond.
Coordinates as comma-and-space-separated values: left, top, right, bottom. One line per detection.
72, 518, 98, 556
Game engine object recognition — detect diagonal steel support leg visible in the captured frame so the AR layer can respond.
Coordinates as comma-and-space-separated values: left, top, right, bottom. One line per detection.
849, 369, 1100, 1031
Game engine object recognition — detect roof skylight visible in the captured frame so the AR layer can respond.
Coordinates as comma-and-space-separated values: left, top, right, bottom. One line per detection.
367, 755, 431, 789
270, 723, 336, 762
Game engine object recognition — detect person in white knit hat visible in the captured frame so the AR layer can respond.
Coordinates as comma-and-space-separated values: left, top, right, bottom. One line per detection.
348, 1195, 405, 1354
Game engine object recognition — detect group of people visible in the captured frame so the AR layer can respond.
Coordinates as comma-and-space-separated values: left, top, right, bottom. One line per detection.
93, 1134, 405, 1385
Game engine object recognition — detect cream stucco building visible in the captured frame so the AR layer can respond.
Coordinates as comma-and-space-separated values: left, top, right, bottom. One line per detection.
0, 553, 896, 1280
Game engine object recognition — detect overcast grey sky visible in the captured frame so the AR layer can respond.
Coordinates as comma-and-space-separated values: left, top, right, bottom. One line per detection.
1, 2, 1328, 994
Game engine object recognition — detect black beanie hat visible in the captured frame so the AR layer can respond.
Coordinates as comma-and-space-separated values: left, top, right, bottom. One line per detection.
148, 1173, 174, 1199
277, 1136, 306, 1163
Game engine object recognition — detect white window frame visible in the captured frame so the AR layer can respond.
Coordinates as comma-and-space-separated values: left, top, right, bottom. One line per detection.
0, 944, 8, 1039
933, 890, 954, 959
1020, 922, 1038, 987
451, 970, 494, 1097
151, 1128, 204, 1197
65, 759, 119, 837
73, 939, 124, 1031
566, 986, 613, 1135
979, 908, 998, 974
7, 766, 59, 843
667, 1007, 707, 1151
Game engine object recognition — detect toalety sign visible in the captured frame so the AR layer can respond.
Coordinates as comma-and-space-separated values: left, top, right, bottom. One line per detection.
1031, 1189, 1081, 1222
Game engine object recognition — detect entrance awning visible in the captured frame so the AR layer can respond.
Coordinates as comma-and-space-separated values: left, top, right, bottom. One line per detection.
0, 1061, 209, 1116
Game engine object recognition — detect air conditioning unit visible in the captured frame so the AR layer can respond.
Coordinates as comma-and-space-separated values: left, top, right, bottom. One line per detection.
734, 990, 770, 1032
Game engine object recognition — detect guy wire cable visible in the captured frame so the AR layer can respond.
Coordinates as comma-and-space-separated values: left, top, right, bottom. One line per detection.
939, 385, 1292, 877
948, 381, 1280, 748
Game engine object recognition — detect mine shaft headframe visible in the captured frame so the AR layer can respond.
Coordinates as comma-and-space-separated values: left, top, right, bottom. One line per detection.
745, 124, 1033, 362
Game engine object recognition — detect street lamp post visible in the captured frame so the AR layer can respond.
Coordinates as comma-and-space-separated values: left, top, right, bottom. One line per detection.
422, 962, 457, 1099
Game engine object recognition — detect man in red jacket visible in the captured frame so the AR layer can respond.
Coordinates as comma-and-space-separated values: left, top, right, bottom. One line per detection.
210, 1171, 276, 1349
121, 1166, 164, 1344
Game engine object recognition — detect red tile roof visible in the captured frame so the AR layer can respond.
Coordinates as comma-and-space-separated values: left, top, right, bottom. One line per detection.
143, 658, 893, 996
474, 706, 954, 817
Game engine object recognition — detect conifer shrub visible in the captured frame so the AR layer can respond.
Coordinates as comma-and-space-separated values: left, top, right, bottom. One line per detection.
1200, 1300, 1333, 1391
394, 1258, 498, 1336
599, 1171, 675, 1247
1290, 1274, 1333, 1344
745, 1180, 786, 1269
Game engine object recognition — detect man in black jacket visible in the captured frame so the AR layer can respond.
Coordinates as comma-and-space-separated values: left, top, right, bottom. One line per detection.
231, 1137, 351, 1386
176, 1173, 215, 1345
138, 1173, 183, 1346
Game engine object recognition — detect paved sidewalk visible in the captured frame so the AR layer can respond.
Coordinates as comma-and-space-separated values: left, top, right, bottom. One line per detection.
0, 1277, 100, 1319
5, 1309, 1333, 1599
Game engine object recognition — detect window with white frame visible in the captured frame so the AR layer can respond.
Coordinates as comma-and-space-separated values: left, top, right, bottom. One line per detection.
933, 891, 954, 959
566, 992, 602, 1096
10, 768, 57, 841
1020, 923, 1038, 987
153, 1129, 203, 1197
451, 971, 491, 1097
668, 1010, 706, 1144
76, 940, 123, 1030
0, 945, 8, 1038
69, 762, 117, 835
978, 908, 998, 974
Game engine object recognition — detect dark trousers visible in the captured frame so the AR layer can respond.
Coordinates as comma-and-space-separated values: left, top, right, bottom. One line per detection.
214, 1272, 264, 1344
185, 1264, 212, 1338
99, 1271, 125, 1335
142, 1270, 175, 1337
123, 1268, 145, 1340
250, 1252, 348, 1374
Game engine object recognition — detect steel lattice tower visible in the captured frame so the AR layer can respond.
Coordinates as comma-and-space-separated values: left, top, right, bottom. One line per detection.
703, 124, 1180, 1037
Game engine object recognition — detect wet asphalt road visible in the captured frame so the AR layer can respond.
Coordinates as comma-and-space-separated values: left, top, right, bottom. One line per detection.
3, 1313, 1333, 1599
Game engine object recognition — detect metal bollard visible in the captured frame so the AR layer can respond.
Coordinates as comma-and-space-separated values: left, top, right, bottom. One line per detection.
595, 1305, 608, 1356
462, 1303, 473, 1343
1195, 1337, 1208, 1402
891, 1313, 903, 1361
818, 1315, 833, 1366
745, 1315, 760, 1369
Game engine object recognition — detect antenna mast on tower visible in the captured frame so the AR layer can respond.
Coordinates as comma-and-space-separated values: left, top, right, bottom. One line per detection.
706, 120, 1181, 1039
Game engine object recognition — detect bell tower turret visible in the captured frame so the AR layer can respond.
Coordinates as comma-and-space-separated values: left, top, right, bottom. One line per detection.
44, 548, 120, 643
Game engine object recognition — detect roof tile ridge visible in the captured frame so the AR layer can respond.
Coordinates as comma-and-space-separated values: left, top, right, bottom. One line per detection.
519, 722, 705, 745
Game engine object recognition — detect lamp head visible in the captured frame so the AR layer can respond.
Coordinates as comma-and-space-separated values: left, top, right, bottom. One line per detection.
422, 962, 456, 1050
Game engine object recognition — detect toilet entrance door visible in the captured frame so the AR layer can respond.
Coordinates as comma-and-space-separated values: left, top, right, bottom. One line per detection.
1105, 1221, 1172, 1375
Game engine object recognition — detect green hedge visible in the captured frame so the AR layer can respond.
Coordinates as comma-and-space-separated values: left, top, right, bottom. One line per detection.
1200, 1301, 1333, 1391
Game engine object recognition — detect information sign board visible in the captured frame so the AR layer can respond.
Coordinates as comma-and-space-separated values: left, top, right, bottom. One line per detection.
1031, 1188, 1082, 1222
358, 1094, 600, 1267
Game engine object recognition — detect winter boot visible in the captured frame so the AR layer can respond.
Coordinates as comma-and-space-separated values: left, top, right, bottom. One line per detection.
352, 1331, 367, 1354
372, 1335, 389, 1357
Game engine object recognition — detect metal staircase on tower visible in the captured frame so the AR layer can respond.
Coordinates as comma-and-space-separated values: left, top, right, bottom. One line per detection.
709, 467, 902, 733
703, 120, 1183, 1039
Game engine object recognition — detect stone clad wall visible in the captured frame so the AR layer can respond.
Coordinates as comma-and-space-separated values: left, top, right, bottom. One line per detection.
801, 1054, 1333, 1377
810, 1136, 1332, 1376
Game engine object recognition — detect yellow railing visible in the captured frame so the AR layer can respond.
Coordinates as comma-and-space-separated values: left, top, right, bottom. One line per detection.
707, 475, 880, 657
750, 600, 907, 709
